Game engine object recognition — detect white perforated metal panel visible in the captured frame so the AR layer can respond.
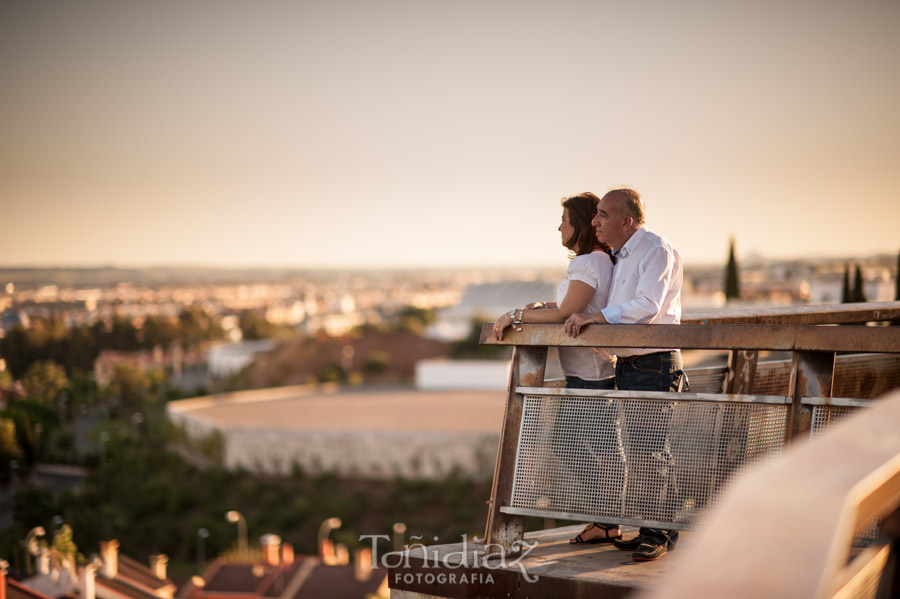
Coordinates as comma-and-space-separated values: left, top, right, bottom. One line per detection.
510, 392, 788, 529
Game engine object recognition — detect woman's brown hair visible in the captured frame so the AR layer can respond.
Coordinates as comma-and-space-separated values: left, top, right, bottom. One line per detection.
561, 193, 616, 263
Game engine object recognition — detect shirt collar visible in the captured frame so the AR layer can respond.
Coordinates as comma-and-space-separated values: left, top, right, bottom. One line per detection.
614, 227, 647, 259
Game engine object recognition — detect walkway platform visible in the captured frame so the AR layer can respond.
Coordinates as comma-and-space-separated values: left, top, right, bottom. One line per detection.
388, 524, 688, 599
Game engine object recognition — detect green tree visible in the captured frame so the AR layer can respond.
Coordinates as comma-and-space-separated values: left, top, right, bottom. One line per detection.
363, 351, 390, 375
852, 264, 867, 303
22, 361, 70, 407
239, 310, 275, 340
51, 524, 78, 575
395, 307, 435, 335
178, 307, 224, 347
895, 251, 900, 301
0, 316, 68, 378
105, 364, 161, 413
451, 318, 509, 359
99, 314, 141, 351
724, 237, 740, 301
841, 264, 851, 303
62, 324, 100, 373
2, 397, 59, 466
893, 251, 900, 326
140, 315, 180, 349
0, 418, 24, 475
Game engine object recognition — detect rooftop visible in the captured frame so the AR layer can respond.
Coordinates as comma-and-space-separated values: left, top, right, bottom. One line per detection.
171, 388, 505, 434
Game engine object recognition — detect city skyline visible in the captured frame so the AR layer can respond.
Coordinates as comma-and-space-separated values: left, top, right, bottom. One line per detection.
2, 0, 898, 269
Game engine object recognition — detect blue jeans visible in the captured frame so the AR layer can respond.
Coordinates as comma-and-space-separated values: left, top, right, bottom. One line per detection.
615, 351, 689, 550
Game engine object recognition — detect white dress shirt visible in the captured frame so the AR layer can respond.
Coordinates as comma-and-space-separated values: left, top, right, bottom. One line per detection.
600, 227, 683, 358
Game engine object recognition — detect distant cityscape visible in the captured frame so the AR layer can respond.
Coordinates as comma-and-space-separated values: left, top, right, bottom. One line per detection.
1, 252, 897, 344
0, 253, 898, 597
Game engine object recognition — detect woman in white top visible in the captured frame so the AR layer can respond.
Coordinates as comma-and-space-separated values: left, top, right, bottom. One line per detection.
493, 192, 616, 387
492, 192, 623, 544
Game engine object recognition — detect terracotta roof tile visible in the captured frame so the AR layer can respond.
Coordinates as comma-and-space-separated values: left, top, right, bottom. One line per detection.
6, 579, 55, 599
202, 563, 268, 594
117, 555, 173, 590
97, 575, 162, 599
292, 565, 386, 599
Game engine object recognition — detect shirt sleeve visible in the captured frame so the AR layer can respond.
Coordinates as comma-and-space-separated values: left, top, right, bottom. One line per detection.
601, 244, 675, 324
566, 256, 599, 289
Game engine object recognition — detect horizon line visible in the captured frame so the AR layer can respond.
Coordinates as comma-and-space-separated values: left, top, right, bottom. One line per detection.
0, 250, 898, 272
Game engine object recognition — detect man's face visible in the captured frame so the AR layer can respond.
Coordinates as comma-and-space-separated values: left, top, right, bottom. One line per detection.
592, 195, 627, 248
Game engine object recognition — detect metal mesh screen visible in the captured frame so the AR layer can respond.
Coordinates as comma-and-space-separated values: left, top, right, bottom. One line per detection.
810, 405, 860, 438
511, 393, 788, 529
683, 366, 727, 393
752, 360, 793, 395
833, 353, 900, 399
747, 354, 900, 399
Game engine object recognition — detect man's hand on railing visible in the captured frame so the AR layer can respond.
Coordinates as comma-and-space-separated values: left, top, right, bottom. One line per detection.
564, 311, 607, 337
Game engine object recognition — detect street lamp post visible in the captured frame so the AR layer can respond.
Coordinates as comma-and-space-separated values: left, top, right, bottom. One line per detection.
131, 413, 144, 441
196, 528, 210, 574
392, 522, 407, 552
9, 460, 18, 494
34, 423, 43, 463
225, 511, 247, 560
99, 431, 110, 464
317, 517, 342, 563
24, 526, 46, 575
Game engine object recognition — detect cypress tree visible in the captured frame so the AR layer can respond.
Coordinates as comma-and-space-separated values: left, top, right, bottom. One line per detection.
895, 251, 900, 301
841, 264, 851, 303
893, 251, 899, 326
724, 237, 740, 301
852, 264, 867, 303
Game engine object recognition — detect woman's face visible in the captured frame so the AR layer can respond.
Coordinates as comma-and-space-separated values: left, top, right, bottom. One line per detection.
559, 208, 575, 250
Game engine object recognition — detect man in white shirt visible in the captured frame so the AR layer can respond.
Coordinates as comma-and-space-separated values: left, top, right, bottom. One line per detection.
564, 188, 688, 562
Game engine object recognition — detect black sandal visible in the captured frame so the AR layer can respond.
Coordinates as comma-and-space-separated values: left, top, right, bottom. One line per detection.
569, 522, 622, 544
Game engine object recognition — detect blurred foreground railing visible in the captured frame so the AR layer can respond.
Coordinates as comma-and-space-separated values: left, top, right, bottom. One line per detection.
478, 301, 900, 556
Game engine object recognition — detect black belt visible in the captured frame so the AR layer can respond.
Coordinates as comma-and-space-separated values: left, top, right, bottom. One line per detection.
617, 350, 679, 364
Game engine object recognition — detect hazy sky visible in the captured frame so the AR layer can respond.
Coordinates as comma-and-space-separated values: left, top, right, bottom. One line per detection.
1, 0, 898, 269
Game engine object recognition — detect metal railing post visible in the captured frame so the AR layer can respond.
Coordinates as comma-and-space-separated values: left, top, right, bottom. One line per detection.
483, 345, 547, 556
787, 351, 835, 441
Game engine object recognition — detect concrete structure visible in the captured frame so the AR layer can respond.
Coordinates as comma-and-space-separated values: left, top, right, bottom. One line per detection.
414, 360, 510, 391
207, 341, 276, 379
167, 385, 505, 479
427, 280, 556, 341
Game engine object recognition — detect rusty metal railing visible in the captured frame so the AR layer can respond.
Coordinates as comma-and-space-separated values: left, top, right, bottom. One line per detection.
478, 301, 900, 556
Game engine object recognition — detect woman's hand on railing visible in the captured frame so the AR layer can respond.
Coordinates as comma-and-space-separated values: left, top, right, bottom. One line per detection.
493, 311, 513, 340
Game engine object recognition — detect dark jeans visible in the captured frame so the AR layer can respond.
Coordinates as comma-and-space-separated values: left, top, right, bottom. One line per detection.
564, 375, 616, 390
615, 350, 688, 550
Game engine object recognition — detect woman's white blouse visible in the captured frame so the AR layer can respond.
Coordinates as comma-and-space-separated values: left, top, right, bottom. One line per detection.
556, 251, 616, 381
